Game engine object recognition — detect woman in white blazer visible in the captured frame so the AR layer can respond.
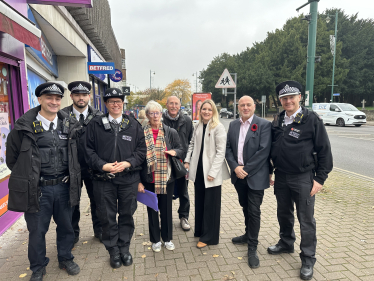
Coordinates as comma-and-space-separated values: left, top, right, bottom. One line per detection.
184, 99, 230, 248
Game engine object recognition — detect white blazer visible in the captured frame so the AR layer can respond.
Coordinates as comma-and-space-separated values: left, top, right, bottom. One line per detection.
185, 121, 230, 188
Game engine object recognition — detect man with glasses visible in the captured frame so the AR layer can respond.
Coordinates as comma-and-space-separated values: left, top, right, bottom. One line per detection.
84, 88, 146, 268
162, 96, 193, 231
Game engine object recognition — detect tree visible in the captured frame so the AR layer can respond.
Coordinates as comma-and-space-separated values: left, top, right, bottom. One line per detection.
164, 79, 192, 105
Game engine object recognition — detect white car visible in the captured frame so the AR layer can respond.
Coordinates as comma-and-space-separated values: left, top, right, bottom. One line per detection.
312, 103, 366, 127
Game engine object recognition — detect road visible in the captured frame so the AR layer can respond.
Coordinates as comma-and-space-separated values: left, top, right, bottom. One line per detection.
219, 117, 374, 178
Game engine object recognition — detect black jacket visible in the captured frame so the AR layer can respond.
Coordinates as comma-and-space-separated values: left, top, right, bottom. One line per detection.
162, 112, 193, 160
140, 124, 184, 183
84, 113, 146, 185
270, 106, 333, 185
61, 105, 103, 179
6, 106, 81, 213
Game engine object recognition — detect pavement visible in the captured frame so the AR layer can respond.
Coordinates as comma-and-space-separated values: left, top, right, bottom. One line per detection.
0, 169, 373, 281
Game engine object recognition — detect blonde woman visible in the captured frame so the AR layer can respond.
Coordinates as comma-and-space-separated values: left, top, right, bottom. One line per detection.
184, 99, 230, 248
137, 109, 148, 127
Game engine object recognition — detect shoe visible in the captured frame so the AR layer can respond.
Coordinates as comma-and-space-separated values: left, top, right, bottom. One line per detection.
164, 241, 175, 251
59, 260, 80, 275
120, 252, 133, 266
30, 267, 46, 281
247, 248, 260, 268
74, 236, 79, 244
180, 218, 191, 231
152, 242, 162, 252
109, 255, 122, 269
267, 244, 294, 255
197, 241, 207, 249
300, 264, 313, 280
94, 233, 103, 243
232, 235, 249, 245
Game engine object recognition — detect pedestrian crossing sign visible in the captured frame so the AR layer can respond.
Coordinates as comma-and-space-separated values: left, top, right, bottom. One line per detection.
215, 69, 236, 88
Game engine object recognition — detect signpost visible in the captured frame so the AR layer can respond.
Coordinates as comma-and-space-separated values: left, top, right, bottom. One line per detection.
215, 69, 237, 119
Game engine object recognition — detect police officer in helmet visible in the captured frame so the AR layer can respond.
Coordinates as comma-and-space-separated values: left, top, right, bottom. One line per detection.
84, 88, 146, 268
268, 81, 333, 280
6, 83, 81, 281
62, 81, 103, 244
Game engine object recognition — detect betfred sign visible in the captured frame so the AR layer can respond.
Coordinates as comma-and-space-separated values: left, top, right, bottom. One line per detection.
87, 62, 115, 74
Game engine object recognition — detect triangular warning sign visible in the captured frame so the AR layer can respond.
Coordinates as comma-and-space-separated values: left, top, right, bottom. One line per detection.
215, 69, 236, 88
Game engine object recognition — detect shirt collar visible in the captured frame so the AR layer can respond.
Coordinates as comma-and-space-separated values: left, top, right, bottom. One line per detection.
240, 114, 254, 125
108, 113, 123, 124
72, 106, 89, 121
36, 112, 58, 131
285, 106, 302, 119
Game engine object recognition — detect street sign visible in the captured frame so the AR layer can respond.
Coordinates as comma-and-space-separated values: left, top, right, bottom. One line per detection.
261, 95, 266, 103
333, 93, 340, 96
215, 68, 236, 88
110, 69, 123, 82
181, 106, 185, 109
122, 86, 130, 95
87, 62, 115, 74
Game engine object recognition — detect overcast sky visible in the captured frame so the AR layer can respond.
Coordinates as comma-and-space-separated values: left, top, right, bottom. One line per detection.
109, 0, 374, 92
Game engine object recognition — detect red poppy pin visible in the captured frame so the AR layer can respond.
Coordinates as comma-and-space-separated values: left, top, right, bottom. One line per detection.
251, 124, 258, 132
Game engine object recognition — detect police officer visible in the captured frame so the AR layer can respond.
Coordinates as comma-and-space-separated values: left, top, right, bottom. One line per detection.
84, 88, 146, 268
6, 83, 81, 281
268, 81, 333, 280
62, 81, 103, 244
162, 96, 193, 231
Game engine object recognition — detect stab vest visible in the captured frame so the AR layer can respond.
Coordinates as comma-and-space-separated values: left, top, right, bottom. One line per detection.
35, 118, 69, 177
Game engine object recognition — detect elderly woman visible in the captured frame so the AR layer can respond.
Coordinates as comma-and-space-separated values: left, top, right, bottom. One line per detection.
184, 99, 229, 248
139, 100, 184, 252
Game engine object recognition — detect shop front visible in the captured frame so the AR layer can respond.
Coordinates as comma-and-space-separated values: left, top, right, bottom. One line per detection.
88, 45, 107, 112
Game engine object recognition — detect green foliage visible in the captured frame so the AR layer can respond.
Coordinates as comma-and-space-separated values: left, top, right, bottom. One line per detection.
201, 9, 374, 107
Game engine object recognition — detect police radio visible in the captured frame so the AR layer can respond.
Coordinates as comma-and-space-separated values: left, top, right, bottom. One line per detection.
102, 116, 111, 130
84, 114, 94, 126
63, 118, 70, 134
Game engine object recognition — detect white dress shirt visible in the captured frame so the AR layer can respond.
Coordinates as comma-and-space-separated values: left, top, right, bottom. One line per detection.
284, 106, 302, 126
72, 106, 89, 121
36, 112, 58, 131
238, 115, 254, 165
108, 113, 123, 124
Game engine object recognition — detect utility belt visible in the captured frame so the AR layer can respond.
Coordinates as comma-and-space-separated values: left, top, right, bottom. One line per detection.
91, 167, 142, 182
40, 174, 69, 187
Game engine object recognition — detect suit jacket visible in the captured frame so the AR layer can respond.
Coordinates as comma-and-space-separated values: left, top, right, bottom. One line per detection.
225, 114, 271, 190
185, 121, 230, 188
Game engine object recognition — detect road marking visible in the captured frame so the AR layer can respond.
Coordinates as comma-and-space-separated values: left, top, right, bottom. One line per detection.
334, 167, 374, 182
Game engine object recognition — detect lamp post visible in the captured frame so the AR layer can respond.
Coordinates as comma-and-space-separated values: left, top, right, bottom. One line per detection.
192, 72, 199, 93
297, 0, 320, 109
326, 11, 338, 102
150, 70, 155, 90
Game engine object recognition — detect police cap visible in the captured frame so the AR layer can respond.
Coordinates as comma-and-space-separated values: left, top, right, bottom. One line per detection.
35, 82, 64, 97
275, 81, 302, 98
68, 81, 91, 94
103, 88, 124, 102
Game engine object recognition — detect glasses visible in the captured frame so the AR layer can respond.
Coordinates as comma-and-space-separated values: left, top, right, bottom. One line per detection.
107, 100, 123, 105
148, 111, 161, 117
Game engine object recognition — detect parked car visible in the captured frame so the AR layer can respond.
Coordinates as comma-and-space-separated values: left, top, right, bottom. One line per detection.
312, 103, 366, 127
220, 109, 234, 118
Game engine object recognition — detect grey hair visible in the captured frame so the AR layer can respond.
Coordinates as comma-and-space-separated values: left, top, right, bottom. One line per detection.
145, 100, 163, 114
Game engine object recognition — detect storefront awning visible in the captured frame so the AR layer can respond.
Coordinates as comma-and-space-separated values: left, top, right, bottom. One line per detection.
0, 1, 41, 51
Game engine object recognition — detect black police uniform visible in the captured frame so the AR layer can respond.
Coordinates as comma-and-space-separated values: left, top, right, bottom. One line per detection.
6, 83, 81, 278
63, 81, 104, 242
84, 88, 146, 263
269, 81, 333, 269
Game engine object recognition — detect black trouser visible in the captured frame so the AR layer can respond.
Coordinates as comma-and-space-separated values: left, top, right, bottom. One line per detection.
72, 178, 102, 238
234, 178, 264, 249
274, 170, 316, 266
194, 167, 221, 245
145, 182, 174, 243
93, 180, 138, 256
25, 182, 74, 273
175, 176, 190, 219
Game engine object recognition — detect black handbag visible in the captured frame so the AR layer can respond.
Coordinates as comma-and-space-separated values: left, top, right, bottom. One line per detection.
170, 156, 188, 179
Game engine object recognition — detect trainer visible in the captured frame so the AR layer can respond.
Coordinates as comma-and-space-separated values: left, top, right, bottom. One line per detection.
84, 88, 146, 269
6, 82, 81, 281
268, 81, 333, 280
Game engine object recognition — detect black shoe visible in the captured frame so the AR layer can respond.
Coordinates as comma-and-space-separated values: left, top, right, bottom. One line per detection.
300, 264, 313, 280
232, 235, 249, 245
94, 233, 103, 243
110, 255, 122, 269
73, 236, 79, 244
120, 252, 133, 266
247, 248, 260, 268
59, 260, 80, 275
30, 267, 46, 281
267, 244, 294, 255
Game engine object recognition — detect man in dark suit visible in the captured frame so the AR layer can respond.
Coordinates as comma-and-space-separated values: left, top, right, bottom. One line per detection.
225, 95, 272, 269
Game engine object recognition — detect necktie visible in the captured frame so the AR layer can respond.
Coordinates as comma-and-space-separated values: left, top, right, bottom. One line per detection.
49, 122, 54, 131
111, 119, 118, 125
79, 114, 84, 125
